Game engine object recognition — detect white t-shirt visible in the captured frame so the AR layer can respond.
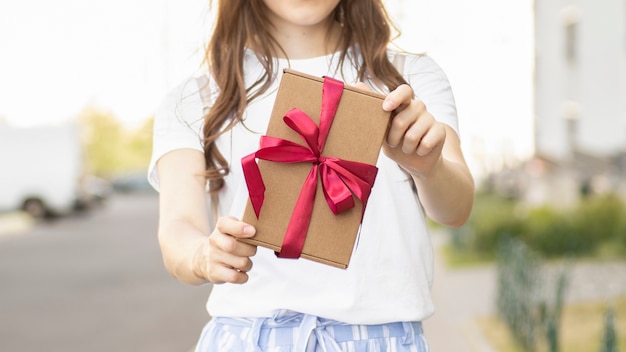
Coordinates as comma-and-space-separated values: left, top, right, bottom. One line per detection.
148, 48, 459, 325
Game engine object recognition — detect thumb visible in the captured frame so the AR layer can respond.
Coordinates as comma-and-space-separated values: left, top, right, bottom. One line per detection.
217, 216, 256, 239
239, 224, 256, 238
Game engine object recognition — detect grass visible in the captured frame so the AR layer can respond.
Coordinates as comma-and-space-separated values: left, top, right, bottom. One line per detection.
478, 295, 626, 352
429, 227, 495, 268
440, 241, 495, 268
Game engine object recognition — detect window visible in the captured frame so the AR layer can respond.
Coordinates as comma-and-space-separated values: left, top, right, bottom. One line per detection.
565, 21, 578, 62
560, 6, 581, 63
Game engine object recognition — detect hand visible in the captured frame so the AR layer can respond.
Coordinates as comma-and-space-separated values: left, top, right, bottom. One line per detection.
380, 84, 446, 178
193, 217, 257, 284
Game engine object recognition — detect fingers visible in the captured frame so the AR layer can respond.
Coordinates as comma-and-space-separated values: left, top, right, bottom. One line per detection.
216, 216, 256, 239
417, 124, 446, 156
386, 99, 427, 150
383, 84, 426, 150
382, 84, 413, 112
357, 81, 446, 175
213, 216, 256, 261
396, 113, 446, 156
379, 84, 449, 178
205, 237, 255, 282
206, 261, 252, 284
195, 217, 258, 284
355, 82, 428, 152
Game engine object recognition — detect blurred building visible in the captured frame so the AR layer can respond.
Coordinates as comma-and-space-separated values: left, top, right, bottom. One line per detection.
490, 0, 626, 206
535, 0, 625, 158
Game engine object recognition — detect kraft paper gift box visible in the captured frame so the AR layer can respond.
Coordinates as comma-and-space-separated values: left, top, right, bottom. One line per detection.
240, 69, 391, 269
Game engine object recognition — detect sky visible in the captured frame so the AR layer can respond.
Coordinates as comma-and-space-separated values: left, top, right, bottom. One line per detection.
0, 0, 534, 179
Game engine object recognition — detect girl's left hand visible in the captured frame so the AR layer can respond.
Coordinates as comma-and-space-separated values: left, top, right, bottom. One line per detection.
380, 84, 446, 178
355, 82, 474, 226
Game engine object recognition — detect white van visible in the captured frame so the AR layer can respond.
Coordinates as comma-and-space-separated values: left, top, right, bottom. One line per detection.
0, 123, 90, 218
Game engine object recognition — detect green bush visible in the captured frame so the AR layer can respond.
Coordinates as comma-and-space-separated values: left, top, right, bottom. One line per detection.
465, 192, 525, 254
572, 194, 626, 247
525, 206, 576, 257
462, 191, 626, 259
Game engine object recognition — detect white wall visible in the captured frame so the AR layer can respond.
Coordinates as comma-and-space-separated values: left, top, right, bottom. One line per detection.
534, 0, 626, 159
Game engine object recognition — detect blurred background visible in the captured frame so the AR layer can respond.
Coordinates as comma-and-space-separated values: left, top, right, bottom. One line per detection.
0, 0, 624, 351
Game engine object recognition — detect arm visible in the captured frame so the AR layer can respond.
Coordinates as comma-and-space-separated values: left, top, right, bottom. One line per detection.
156, 148, 257, 285
381, 85, 475, 227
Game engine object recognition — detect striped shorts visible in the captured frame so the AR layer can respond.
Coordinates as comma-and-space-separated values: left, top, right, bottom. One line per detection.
194, 310, 430, 352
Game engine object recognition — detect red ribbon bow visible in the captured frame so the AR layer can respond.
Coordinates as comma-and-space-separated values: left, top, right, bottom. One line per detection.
241, 76, 378, 259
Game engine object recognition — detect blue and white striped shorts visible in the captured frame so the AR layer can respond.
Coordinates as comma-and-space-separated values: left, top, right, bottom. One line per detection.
194, 310, 430, 352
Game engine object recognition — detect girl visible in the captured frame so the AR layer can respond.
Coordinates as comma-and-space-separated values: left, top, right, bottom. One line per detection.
148, 0, 475, 351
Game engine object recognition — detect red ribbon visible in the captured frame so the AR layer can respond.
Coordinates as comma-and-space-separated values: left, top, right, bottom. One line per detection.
241, 76, 378, 259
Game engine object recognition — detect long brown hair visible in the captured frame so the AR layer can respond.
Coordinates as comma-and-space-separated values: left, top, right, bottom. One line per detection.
203, 0, 407, 192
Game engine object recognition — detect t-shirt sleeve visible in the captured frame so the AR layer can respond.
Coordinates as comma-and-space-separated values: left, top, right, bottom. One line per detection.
147, 78, 205, 192
401, 54, 460, 137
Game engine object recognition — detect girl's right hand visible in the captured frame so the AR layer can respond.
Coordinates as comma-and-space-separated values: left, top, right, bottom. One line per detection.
192, 217, 257, 284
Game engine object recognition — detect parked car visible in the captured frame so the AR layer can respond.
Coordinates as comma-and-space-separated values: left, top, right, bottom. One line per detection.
0, 123, 91, 218
111, 172, 155, 194
81, 175, 113, 206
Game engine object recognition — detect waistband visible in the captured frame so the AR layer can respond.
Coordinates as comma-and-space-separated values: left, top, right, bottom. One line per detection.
211, 309, 423, 352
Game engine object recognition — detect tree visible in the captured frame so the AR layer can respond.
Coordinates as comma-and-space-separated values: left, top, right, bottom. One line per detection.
77, 105, 153, 177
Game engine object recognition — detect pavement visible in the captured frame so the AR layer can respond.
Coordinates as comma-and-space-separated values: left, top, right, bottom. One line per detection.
424, 233, 498, 351
424, 231, 626, 351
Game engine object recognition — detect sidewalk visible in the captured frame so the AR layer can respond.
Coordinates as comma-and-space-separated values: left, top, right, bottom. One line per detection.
424, 232, 497, 351
423, 231, 626, 351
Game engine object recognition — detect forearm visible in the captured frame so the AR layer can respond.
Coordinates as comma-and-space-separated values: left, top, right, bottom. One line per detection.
155, 149, 212, 285
158, 219, 209, 285
410, 156, 474, 227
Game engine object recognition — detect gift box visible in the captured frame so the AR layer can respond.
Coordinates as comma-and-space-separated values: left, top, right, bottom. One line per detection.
240, 69, 391, 269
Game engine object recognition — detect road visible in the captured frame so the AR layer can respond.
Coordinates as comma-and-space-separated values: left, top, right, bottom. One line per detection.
0, 193, 211, 352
